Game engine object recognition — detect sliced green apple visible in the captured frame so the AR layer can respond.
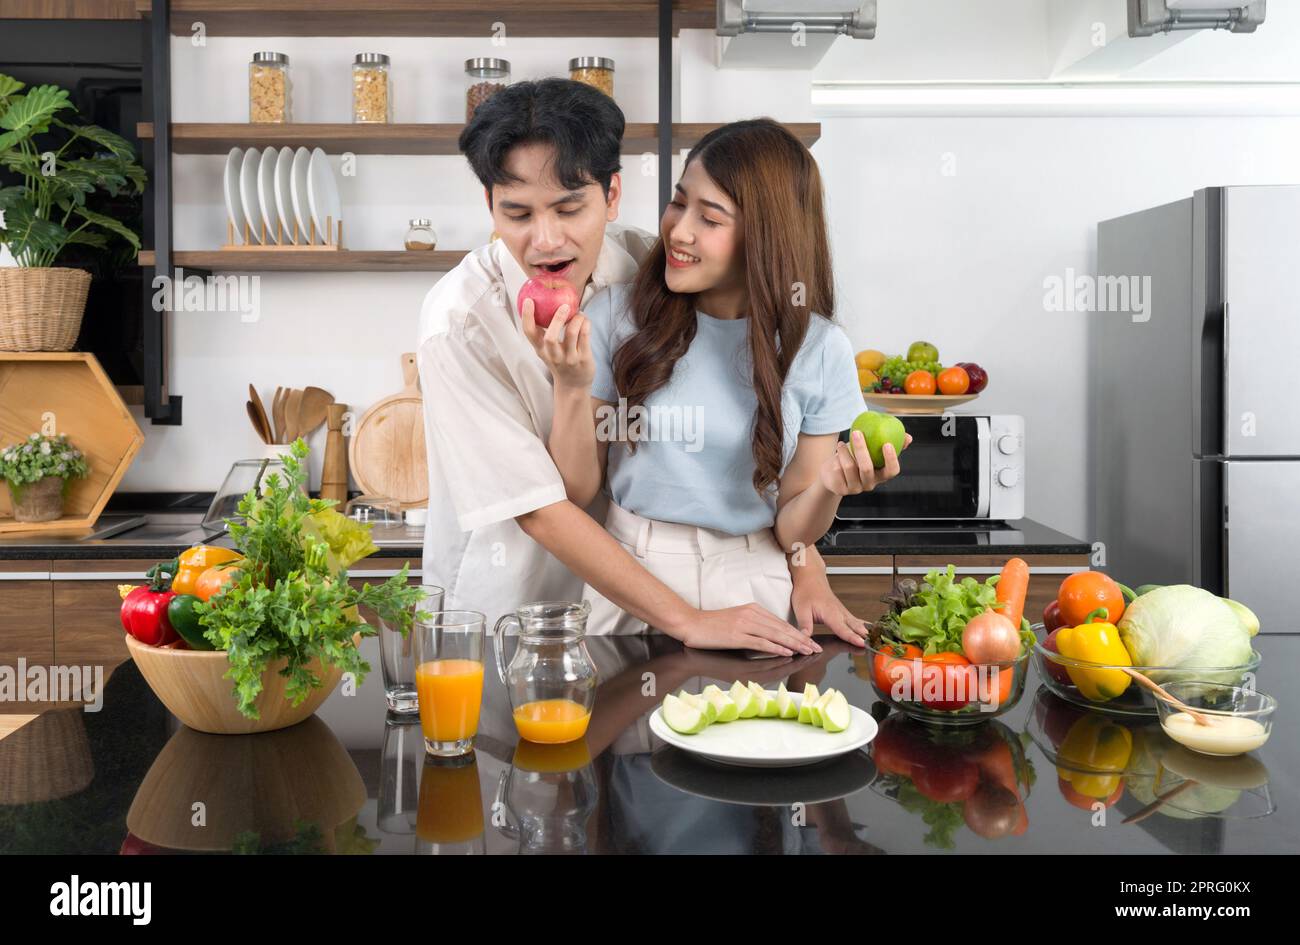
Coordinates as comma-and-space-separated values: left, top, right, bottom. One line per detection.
730, 680, 760, 719
798, 684, 820, 724
702, 685, 739, 722
812, 688, 837, 729
662, 694, 709, 735
679, 690, 717, 724
821, 690, 851, 734
776, 683, 799, 720
750, 681, 780, 718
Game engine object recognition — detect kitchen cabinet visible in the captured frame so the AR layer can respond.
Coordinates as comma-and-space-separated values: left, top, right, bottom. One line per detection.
50, 559, 154, 676
893, 554, 1091, 627
822, 556, 895, 627
0, 561, 54, 670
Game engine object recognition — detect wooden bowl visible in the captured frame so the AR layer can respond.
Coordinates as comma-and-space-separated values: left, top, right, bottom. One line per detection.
862, 392, 979, 415
125, 634, 346, 735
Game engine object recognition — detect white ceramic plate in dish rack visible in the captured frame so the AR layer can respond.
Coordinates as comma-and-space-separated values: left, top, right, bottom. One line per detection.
221, 147, 244, 244
290, 146, 312, 243
238, 147, 263, 244
307, 147, 342, 246
272, 146, 297, 244
256, 145, 279, 243
647, 690, 878, 768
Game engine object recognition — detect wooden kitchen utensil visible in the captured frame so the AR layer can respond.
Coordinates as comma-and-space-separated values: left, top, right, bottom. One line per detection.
297, 386, 334, 439
272, 386, 287, 443
248, 384, 273, 441
246, 400, 270, 444
283, 387, 304, 443
349, 352, 428, 509
320, 402, 349, 504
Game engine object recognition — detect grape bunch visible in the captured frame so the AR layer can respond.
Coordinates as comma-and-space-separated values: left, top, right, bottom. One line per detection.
872, 355, 944, 392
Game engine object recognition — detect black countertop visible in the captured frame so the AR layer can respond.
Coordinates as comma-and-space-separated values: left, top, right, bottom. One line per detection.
3, 634, 1292, 855
0, 515, 1088, 561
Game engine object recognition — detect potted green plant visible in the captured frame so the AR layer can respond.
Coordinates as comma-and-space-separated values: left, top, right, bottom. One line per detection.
0, 432, 90, 522
0, 73, 146, 351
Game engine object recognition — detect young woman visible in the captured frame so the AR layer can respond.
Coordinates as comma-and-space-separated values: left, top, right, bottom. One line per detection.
521, 118, 907, 636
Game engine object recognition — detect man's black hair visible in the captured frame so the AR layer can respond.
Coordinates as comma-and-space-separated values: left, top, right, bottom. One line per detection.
458, 78, 624, 199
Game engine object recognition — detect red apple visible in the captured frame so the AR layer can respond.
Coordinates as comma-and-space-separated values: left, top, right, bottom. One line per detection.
517, 277, 580, 329
956, 362, 989, 394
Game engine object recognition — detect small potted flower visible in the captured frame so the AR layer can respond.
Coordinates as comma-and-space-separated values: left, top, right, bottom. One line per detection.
0, 433, 90, 522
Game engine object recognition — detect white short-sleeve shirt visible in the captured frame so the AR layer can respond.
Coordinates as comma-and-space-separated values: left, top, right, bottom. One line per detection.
416, 224, 655, 627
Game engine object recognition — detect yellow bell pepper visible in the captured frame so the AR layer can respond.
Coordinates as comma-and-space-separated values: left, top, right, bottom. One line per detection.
170, 545, 241, 597
1057, 714, 1133, 799
1055, 611, 1133, 702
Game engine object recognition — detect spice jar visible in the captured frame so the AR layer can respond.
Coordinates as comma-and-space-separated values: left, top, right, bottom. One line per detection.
465, 58, 510, 122
405, 219, 437, 251
249, 51, 291, 124
352, 53, 391, 123
569, 57, 614, 98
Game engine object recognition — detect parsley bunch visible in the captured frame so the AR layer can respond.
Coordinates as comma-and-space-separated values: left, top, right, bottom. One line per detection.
195, 440, 427, 719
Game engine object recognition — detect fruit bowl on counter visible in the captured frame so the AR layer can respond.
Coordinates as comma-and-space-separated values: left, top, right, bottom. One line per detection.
855, 342, 988, 416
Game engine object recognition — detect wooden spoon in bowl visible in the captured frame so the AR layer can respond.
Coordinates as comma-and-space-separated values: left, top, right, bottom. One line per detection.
1123, 668, 1211, 726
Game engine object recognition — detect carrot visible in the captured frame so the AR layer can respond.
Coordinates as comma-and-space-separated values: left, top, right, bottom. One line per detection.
995, 557, 1029, 628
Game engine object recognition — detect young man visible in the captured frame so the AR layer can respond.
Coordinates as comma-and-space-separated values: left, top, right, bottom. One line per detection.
417, 79, 866, 656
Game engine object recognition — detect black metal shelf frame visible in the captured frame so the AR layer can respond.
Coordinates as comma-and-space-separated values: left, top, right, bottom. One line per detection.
140, 0, 675, 426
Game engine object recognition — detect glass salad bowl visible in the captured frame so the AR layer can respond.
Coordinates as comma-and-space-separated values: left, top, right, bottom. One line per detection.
1032, 622, 1262, 717
861, 639, 1031, 727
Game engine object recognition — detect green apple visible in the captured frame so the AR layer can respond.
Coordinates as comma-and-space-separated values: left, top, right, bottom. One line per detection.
798, 684, 820, 724
748, 681, 779, 717
907, 340, 939, 363
662, 694, 709, 735
812, 689, 837, 729
821, 691, 852, 733
679, 690, 717, 724
702, 685, 739, 722
849, 410, 906, 469
730, 680, 761, 719
776, 683, 799, 720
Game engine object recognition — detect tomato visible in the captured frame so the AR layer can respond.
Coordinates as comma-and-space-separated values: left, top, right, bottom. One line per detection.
194, 563, 241, 602
1057, 571, 1126, 626
919, 652, 975, 711
912, 756, 980, 804
936, 366, 970, 395
903, 370, 936, 395
871, 642, 922, 696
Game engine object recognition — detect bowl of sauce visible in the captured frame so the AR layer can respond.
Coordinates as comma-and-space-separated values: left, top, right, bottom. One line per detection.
1153, 682, 1276, 757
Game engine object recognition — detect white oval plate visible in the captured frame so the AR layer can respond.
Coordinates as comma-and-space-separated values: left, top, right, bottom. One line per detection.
256, 145, 279, 243
307, 147, 341, 246
221, 147, 244, 245
273, 145, 297, 244
648, 690, 878, 768
238, 147, 263, 244
290, 146, 312, 243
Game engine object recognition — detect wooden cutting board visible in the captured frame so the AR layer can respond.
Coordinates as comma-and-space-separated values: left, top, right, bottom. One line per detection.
349, 352, 428, 508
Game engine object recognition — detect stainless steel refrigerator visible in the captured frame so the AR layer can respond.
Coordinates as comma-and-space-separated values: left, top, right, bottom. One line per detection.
1091, 186, 1300, 633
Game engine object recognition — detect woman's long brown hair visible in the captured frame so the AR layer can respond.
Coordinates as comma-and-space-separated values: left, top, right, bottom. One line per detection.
612, 118, 835, 497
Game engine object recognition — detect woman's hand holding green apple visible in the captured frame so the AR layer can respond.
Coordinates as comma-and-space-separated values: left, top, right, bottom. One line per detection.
819, 422, 910, 497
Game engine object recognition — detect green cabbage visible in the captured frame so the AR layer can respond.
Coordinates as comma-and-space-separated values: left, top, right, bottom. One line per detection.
1116, 585, 1253, 679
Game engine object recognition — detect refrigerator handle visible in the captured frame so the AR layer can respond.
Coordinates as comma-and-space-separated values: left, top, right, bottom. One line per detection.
1221, 301, 1230, 453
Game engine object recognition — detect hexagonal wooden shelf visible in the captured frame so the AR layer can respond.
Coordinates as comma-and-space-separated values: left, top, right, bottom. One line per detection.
0, 353, 144, 535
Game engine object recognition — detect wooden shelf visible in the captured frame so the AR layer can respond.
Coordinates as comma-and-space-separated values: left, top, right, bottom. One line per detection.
135, 0, 715, 37
137, 122, 822, 154
138, 249, 469, 271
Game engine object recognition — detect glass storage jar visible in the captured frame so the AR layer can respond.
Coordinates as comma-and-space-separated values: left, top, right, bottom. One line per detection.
569, 57, 614, 98
465, 58, 510, 122
404, 219, 437, 251
352, 52, 391, 123
248, 51, 291, 123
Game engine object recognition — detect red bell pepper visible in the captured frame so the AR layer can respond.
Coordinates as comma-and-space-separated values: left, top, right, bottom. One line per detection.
120, 561, 180, 646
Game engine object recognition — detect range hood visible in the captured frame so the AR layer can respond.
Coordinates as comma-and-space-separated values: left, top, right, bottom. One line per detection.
716, 0, 876, 69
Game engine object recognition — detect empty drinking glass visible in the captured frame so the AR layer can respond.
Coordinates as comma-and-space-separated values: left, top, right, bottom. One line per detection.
379, 584, 444, 713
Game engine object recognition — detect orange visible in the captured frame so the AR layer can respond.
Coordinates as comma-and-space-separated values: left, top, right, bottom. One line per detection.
937, 366, 971, 395
903, 370, 936, 395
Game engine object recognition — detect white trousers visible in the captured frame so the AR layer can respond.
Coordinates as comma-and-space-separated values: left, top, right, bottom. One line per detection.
583, 501, 794, 635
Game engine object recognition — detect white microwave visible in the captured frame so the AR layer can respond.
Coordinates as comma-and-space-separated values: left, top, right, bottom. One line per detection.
835, 415, 1025, 521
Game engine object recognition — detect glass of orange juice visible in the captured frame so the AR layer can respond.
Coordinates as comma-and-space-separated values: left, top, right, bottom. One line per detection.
494, 601, 597, 745
414, 611, 485, 757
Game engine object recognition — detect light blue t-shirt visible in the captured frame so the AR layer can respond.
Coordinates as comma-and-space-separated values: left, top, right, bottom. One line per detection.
585, 283, 864, 536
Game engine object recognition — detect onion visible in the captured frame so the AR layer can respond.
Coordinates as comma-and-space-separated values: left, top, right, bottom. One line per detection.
961, 609, 1021, 664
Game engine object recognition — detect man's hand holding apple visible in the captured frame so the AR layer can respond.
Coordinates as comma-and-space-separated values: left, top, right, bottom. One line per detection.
521, 298, 595, 392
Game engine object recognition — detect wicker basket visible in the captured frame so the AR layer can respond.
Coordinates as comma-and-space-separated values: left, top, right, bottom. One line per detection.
0, 267, 92, 351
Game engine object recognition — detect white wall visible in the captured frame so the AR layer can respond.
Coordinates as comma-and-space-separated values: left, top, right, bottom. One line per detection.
126, 6, 1300, 550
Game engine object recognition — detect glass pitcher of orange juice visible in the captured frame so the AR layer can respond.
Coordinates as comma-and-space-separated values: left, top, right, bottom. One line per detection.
493, 601, 596, 744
